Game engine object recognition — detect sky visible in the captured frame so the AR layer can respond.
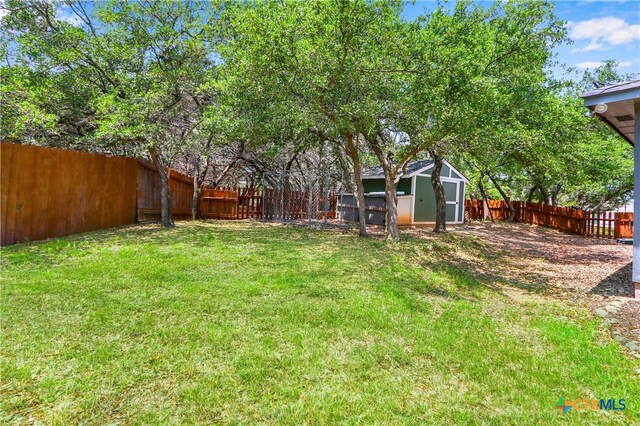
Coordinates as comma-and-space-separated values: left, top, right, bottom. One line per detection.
403, 0, 640, 80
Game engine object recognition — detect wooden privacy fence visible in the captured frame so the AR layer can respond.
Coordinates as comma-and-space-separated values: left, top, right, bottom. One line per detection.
200, 187, 240, 219
1, 143, 138, 246
614, 212, 634, 239
1, 143, 339, 246
138, 161, 265, 221
465, 199, 633, 239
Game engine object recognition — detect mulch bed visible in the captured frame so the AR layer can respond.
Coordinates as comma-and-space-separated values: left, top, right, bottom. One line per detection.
453, 221, 638, 355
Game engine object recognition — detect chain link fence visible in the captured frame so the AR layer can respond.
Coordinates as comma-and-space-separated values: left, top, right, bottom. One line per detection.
260, 168, 340, 225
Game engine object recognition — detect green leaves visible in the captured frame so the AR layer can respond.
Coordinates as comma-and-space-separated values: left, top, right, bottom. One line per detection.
2, 0, 224, 159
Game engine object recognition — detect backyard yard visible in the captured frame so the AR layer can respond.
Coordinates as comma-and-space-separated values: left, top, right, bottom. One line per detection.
1, 221, 639, 424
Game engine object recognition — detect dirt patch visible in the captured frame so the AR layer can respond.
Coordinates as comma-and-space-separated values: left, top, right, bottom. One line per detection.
616, 301, 640, 343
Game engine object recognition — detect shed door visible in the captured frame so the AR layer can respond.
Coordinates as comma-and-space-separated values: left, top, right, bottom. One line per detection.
413, 176, 460, 223
414, 176, 436, 222
443, 180, 459, 223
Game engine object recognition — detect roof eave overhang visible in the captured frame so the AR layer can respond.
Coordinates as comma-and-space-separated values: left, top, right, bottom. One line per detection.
588, 108, 635, 147
582, 87, 639, 147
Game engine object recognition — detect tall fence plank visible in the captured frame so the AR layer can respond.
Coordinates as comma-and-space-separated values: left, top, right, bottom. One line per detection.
466, 199, 633, 239
238, 188, 263, 219
1, 143, 138, 246
136, 159, 195, 221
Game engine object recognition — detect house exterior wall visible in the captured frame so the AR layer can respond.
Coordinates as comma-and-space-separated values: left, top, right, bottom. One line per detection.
634, 102, 640, 297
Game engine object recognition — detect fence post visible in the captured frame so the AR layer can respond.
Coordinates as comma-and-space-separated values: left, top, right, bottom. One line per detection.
339, 171, 344, 224
261, 183, 265, 220
236, 187, 240, 220
280, 165, 285, 222
308, 173, 313, 225
323, 171, 328, 225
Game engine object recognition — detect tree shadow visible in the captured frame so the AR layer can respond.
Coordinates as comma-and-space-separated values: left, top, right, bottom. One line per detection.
588, 262, 634, 298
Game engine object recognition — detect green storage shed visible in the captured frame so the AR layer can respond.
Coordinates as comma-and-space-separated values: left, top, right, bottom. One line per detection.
361, 159, 468, 225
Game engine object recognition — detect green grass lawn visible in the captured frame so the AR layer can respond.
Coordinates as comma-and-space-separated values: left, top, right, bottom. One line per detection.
1, 222, 638, 424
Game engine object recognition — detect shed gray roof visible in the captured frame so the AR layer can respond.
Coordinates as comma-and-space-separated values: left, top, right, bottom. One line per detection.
362, 160, 434, 178
361, 159, 469, 183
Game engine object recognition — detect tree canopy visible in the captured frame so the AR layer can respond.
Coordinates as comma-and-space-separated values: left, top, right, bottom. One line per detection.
1, 0, 636, 234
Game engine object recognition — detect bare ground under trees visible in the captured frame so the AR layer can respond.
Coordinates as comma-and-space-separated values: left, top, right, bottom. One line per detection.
450, 222, 639, 357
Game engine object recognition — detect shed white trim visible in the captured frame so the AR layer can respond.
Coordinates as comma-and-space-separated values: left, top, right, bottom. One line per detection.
445, 162, 470, 184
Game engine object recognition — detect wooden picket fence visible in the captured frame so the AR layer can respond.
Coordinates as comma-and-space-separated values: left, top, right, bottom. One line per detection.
198, 187, 336, 221
466, 200, 633, 239
238, 187, 263, 219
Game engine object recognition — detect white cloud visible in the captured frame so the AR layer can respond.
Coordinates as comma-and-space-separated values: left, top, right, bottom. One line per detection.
575, 60, 633, 69
571, 41, 606, 53
576, 61, 605, 69
570, 16, 640, 49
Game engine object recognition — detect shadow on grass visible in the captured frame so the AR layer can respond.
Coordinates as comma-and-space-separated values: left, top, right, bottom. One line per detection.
1, 219, 566, 305
400, 230, 557, 299
588, 262, 634, 298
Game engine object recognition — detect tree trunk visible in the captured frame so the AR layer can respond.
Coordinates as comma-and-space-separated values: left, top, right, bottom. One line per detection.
191, 159, 201, 220
192, 178, 200, 220
551, 184, 562, 206
430, 152, 446, 233
148, 146, 174, 227
488, 173, 515, 222
539, 186, 550, 205
366, 132, 402, 241
345, 135, 367, 237
527, 186, 538, 203
384, 177, 399, 241
478, 172, 493, 222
